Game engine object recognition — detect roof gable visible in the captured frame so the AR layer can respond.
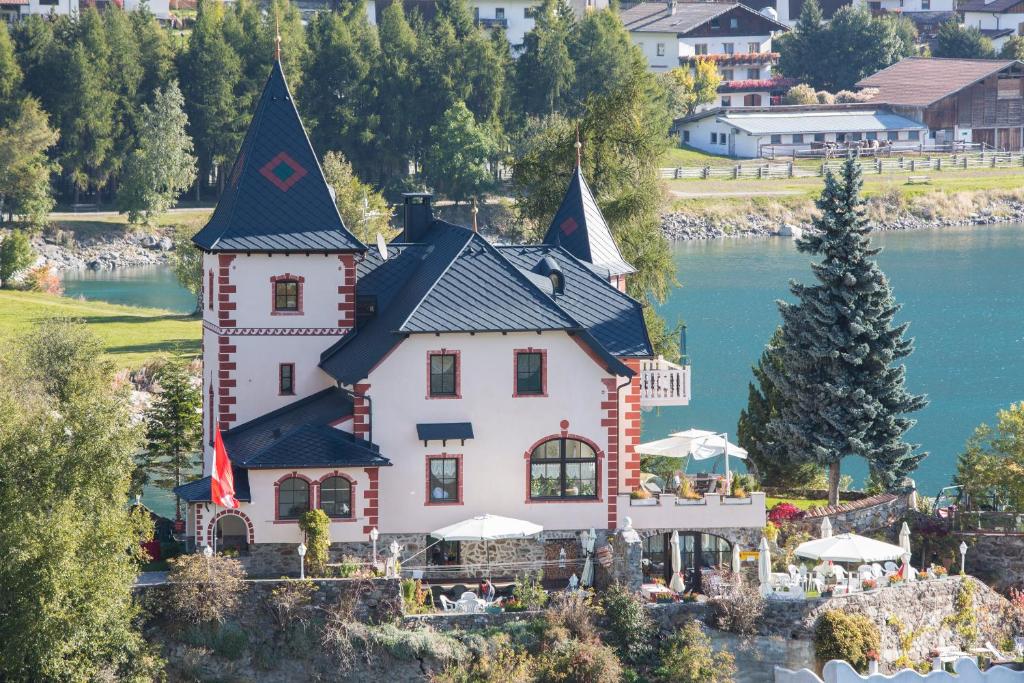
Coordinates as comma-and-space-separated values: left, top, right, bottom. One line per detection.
192, 61, 365, 253
542, 167, 634, 277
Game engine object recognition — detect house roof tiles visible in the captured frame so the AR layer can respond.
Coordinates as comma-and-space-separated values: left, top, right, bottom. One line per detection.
620, 1, 787, 34
856, 57, 1020, 107
192, 60, 365, 253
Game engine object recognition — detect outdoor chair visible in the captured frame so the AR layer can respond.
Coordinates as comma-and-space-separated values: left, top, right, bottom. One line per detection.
857, 565, 874, 581
884, 561, 899, 573
871, 563, 884, 578
438, 595, 458, 612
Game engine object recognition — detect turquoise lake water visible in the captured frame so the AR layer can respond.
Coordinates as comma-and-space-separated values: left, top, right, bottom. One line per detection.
62, 224, 1024, 500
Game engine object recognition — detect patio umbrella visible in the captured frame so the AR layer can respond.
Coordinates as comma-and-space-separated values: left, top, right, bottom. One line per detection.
431, 514, 544, 579
794, 533, 906, 564
731, 543, 742, 576
669, 531, 686, 593
636, 429, 748, 486
820, 516, 833, 539
758, 537, 772, 595
899, 521, 911, 555
581, 528, 596, 587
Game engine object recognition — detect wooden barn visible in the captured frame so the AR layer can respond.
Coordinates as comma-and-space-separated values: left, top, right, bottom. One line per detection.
857, 58, 1024, 151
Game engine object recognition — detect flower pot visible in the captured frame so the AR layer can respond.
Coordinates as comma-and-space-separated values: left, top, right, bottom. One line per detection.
630, 498, 658, 506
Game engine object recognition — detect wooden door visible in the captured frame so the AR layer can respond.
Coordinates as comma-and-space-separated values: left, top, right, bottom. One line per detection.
972, 128, 995, 150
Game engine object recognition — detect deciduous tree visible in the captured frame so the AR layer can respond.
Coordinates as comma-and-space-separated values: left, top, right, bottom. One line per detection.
661, 60, 721, 120
955, 403, 1024, 510
767, 156, 927, 505
423, 101, 497, 202
118, 82, 197, 224
0, 229, 34, 286
0, 97, 58, 228
322, 150, 396, 243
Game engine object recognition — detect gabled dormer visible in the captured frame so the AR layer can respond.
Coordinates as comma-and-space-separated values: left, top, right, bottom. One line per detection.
542, 166, 635, 290
192, 59, 366, 254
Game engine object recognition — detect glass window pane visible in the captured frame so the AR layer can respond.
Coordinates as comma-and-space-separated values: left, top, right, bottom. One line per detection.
321, 477, 351, 518
531, 463, 561, 497
429, 458, 459, 502
430, 354, 457, 395
278, 478, 309, 519
516, 352, 543, 394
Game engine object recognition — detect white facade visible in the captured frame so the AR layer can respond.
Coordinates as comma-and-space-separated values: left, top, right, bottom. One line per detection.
867, 0, 955, 12
679, 34, 772, 56
964, 10, 1024, 40
633, 31, 680, 71
0, 0, 171, 22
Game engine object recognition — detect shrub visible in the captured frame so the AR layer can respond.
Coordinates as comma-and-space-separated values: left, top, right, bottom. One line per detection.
401, 578, 432, 614
782, 84, 817, 105
602, 583, 656, 665
767, 502, 803, 525
655, 619, 736, 683
545, 590, 600, 643
533, 639, 624, 683
263, 579, 318, 630
814, 610, 880, 673
298, 508, 330, 577
0, 230, 35, 288
707, 581, 765, 634
944, 579, 978, 648
166, 553, 246, 625
181, 621, 249, 660
24, 264, 61, 294
337, 555, 361, 578
763, 524, 779, 543
513, 571, 549, 610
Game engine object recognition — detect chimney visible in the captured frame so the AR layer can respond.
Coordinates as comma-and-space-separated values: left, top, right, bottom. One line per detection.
471, 198, 479, 233
402, 192, 433, 242
667, 0, 676, 14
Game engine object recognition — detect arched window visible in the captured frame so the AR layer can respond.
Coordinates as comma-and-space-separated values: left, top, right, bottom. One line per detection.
277, 477, 310, 519
320, 476, 352, 518
529, 438, 597, 500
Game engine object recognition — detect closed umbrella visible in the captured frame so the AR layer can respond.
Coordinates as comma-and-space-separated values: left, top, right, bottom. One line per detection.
669, 531, 686, 593
432, 514, 543, 579
820, 516, 833, 539
899, 521, 911, 555
731, 543, 742, 576
758, 537, 772, 596
581, 528, 596, 587
794, 533, 906, 564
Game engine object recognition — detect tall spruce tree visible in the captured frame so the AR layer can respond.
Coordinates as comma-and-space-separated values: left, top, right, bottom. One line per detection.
767, 156, 927, 505
140, 357, 202, 520
737, 328, 822, 488
514, 0, 575, 117
0, 23, 22, 125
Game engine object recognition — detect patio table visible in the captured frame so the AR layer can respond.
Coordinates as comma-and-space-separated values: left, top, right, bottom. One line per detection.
641, 583, 675, 602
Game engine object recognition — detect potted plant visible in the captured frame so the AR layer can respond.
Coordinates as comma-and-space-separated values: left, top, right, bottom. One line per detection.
862, 578, 878, 591
504, 597, 526, 613
630, 488, 657, 506
932, 565, 948, 579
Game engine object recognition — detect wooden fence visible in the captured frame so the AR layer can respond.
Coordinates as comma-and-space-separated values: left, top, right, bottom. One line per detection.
659, 151, 1024, 181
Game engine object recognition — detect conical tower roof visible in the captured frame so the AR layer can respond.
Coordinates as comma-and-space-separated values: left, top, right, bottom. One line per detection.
193, 60, 365, 253
542, 166, 634, 277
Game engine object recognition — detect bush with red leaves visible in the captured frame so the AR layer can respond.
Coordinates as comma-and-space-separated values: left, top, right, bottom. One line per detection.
768, 502, 804, 525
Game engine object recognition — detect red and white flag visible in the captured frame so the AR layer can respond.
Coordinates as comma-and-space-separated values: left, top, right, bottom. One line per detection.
211, 428, 239, 509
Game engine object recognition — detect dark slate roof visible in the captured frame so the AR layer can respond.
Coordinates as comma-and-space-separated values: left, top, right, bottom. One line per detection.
542, 167, 635, 278
963, 0, 1024, 11
498, 245, 654, 358
417, 422, 475, 442
174, 468, 252, 503
192, 60, 365, 253
320, 221, 637, 383
242, 424, 391, 469
221, 387, 355, 464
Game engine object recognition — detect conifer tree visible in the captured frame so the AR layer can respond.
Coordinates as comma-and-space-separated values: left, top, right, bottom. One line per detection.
140, 357, 202, 520
130, 5, 175, 98
0, 23, 22, 126
514, 0, 574, 117
767, 156, 927, 505
375, 0, 420, 178
0, 97, 58, 228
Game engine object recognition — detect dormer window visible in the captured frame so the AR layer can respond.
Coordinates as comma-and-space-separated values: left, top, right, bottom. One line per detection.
270, 274, 304, 315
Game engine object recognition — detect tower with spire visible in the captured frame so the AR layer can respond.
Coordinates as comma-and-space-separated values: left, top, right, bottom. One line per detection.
541, 137, 635, 292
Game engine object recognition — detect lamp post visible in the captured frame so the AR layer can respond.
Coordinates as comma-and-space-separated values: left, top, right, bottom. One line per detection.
959, 541, 968, 575
203, 544, 213, 579
369, 527, 379, 563
298, 542, 307, 580
558, 547, 566, 569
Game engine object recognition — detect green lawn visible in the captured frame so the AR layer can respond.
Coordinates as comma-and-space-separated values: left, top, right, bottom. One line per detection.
766, 496, 829, 510
50, 208, 213, 241
0, 290, 201, 369
660, 145, 737, 167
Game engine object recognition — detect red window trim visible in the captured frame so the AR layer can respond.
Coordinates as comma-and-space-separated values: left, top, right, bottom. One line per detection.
270, 273, 305, 316
513, 348, 548, 397
425, 453, 464, 506
278, 362, 296, 396
316, 471, 358, 520
426, 349, 461, 399
523, 433, 604, 504
273, 472, 314, 522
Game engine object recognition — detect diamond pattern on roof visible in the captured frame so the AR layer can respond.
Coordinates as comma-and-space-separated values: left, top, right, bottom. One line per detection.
259, 151, 308, 192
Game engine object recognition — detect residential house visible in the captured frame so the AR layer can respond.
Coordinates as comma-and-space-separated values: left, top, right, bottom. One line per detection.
962, 0, 1024, 52
857, 58, 1024, 150
176, 59, 764, 583
775, 0, 955, 25
679, 52, 795, 110
621, 0, 788, 72
0, 0, 169, 23
676, 104, 927, 157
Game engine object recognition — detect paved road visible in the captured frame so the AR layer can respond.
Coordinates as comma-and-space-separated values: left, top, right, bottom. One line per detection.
136, 571, 169, 586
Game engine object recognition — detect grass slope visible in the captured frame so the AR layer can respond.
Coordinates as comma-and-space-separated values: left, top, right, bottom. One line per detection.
0, 290, 201, 369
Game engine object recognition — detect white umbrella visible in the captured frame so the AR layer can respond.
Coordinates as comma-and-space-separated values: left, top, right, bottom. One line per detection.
794, 533, 906, 564
820, 516, 833, 539
432, 514, 543, 579
636, 429, 748, 486
581, 528, 596, 587
731, 543, 742, 576
669, 531, 686, 593
899, 521, 911, 555
758, 537, 772, 595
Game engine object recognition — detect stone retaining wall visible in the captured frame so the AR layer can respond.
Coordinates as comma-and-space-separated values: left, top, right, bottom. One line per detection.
964, 532, 1024, 588
789, 489, 916, 537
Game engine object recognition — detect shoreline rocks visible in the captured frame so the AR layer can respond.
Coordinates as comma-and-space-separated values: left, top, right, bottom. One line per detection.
661, 199, 1024, 240
33, 230, 174, 271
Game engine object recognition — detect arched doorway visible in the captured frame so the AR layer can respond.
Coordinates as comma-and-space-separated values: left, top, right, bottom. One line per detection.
641, 531, 732, 592
215, 514, 250, 554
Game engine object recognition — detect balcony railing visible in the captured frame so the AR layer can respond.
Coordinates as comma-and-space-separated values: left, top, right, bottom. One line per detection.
619, 491, 766, 530
477, 17, 508, 28
639, 356, 691, 407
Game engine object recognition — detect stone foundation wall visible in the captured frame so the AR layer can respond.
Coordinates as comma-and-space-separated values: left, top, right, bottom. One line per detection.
789, 490, 916, 538
758, 577, 1010, 669
964, 532, 1024, 588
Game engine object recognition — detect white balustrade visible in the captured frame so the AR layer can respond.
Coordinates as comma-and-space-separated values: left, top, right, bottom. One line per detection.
639, 356, 691, 407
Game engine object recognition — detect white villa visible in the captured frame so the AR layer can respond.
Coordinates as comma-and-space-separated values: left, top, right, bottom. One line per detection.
0, 0, 170, 24
175, 58, 766, 582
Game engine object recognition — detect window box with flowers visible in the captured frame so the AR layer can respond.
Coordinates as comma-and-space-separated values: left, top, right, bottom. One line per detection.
630, 488, 658, 506
861, 578, 878, 591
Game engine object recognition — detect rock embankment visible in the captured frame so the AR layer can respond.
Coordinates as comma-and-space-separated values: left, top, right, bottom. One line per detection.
33, 230, 174, 271
662, 198, 1024, 240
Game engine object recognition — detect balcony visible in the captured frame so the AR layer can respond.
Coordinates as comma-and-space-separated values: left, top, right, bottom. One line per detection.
639, 356, 691, 407
476, 17, 508, 28
619, 491, 766, 530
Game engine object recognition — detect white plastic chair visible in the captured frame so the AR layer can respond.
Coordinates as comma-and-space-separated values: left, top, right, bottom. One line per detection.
857, 565, 874, 581
871, 563, 884, 578
438, 595, 458, 612
884, 561, 899, 573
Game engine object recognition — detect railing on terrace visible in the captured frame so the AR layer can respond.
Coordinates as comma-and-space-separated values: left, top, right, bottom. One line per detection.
658, 148, 1022, 181
953, 510, 1024, 534
619, 491, 766, 530
639, 356, 691, 407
